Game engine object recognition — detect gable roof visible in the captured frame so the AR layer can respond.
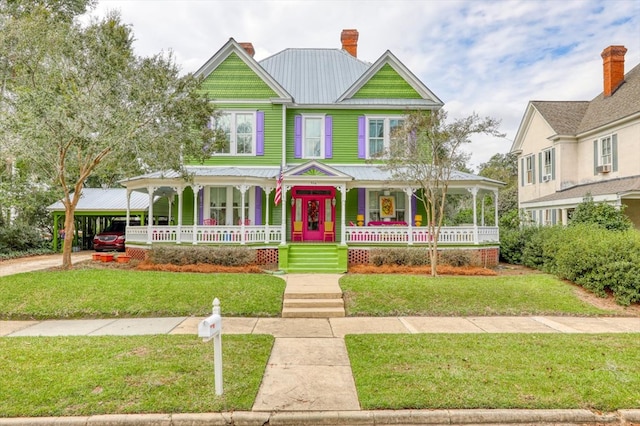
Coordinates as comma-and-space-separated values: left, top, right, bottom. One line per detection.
194, 38, 292, 102
530, 101, 590, 135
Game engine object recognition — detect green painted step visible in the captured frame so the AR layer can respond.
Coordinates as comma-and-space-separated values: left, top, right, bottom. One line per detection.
285, 244, 346, 273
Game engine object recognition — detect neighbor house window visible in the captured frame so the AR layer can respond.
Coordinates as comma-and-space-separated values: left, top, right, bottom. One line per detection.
543, 149, 552, 178
367, 190, 405, 222
367, 116, 404, 158
600, 136, 612, 165
211, 111, 256, 155
525, 155, 534, 184
303, 115, 324, 159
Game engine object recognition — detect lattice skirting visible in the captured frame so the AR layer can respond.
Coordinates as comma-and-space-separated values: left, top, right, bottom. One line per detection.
347, 247, 500, 268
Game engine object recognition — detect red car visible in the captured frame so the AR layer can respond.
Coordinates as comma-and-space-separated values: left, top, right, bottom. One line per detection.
93, 221, 128, 252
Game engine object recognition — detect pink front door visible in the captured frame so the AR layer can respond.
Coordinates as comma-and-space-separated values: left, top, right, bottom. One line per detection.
291, 186, 335, 242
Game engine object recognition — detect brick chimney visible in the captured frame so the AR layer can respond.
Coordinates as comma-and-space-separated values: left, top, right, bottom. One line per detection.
341, 29, 358, 58
601, 45, 627, 97
239, 42, 255, 57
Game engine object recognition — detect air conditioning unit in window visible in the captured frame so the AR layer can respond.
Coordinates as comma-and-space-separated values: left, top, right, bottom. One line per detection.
596, 164, 611, 173
542, 175, 551, 182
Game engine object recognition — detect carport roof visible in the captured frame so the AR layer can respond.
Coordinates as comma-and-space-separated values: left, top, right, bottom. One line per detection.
47, 188, 152, 212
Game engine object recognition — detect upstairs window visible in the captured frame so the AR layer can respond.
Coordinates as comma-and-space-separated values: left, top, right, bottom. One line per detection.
366, 116, 405, 158
543, 149, 552, 178
525, 155, 534, 184
593, 134, 617, 175
600, 136, 612, 166
211, 111, 256, 155
303, 115, 324, 159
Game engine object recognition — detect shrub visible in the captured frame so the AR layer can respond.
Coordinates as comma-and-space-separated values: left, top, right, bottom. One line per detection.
570, 195, 632, 231
521, 226, 563, 273
148, 246, 256, 267
369, 248, 429, 267
438, 250, 472, 267
0, 224, 47, 254
499, 227, 537, 264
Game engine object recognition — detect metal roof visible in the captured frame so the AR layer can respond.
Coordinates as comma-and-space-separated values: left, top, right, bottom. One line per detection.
259, 48, 370, 104
47, 188, 153, 212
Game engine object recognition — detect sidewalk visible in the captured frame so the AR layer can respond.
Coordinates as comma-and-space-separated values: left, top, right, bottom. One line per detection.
2, 260, 640, 425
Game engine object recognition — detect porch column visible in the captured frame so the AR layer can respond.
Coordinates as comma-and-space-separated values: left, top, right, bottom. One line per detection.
481, 195, 486, 226
338, 185, 347, 245
561, 208, 568, 226
236, 184, 249, 245
493, 190, 499, 227
125, 189, 131, 226
280, 184, 291, 245
263, 187, 274, 243
146, 186, 156, 245
191, 184, 202, 245
468, 187, 479, 244
174, 186, 184, 244
404, 187, 414, 245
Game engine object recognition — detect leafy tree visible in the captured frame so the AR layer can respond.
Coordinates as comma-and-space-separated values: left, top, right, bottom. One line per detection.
383, 109, 503, 276
570, 194, 632, 231
0, 2, 219, 268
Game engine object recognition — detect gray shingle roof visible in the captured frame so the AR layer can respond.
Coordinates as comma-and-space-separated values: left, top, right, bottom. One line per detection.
532, 63, 640, 137
524, 175, 640, 204
259, 48, 370, 104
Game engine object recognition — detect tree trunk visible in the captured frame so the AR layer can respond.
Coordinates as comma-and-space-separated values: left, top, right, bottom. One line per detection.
61, 206, 76, 269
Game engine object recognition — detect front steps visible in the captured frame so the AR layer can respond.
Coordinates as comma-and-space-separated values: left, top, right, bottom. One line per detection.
281, 274, 345, 318
281, 244, 347, 273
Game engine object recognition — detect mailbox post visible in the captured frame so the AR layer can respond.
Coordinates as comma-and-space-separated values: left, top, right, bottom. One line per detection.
198, 298, 223, 395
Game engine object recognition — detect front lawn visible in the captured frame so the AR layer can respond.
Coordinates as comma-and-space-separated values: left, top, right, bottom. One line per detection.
347, 334, 640, 411
0, 270, 285, 319
0, 334, 274, 416
340, 274, 613, 316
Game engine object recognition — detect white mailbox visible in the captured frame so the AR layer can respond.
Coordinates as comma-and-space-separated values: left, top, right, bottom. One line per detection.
198, 313, 222, 339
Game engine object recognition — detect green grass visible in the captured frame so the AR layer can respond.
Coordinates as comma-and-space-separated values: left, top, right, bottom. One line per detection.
0, 270, 285, 319
346, 334, 640, 411
340, 274, 613, 316
0, 334, 274, 416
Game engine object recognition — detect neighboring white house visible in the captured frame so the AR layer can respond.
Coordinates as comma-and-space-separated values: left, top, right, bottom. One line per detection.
511, 45, 640, 229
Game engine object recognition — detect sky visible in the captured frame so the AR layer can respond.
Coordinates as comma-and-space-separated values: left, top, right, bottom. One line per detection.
84, 0, 640, 171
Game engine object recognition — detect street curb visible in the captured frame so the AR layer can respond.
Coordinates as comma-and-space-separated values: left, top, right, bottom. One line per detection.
1, 409, 637, 425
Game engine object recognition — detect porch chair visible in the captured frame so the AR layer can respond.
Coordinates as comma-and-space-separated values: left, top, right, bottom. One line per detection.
323, 221, 335, 242
292, 221, 303, 241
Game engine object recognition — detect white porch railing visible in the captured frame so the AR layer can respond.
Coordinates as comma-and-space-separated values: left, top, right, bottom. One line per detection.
127, 225, 499, 245
126, 225, 282, 245
345, 225, 499, 244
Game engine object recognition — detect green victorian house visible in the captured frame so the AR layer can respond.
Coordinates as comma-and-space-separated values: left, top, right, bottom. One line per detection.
120, 30, 503, 272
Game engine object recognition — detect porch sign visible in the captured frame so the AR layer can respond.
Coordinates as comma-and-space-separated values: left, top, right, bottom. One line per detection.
379, 195, 396, 218
198, 298, 223, 395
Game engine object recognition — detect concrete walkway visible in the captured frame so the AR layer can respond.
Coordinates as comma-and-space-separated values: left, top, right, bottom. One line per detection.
2, 257, 640, 424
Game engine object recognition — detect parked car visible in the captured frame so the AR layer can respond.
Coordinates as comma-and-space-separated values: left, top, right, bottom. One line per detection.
93, 220, 136, 252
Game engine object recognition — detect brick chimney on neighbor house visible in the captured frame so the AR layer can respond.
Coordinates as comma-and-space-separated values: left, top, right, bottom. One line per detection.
239, 42, 255, 57
602, 45, 627, 97
341, 29, 359, 57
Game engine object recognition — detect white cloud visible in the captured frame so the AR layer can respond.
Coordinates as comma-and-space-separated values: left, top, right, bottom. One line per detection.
86, 0, 640, 170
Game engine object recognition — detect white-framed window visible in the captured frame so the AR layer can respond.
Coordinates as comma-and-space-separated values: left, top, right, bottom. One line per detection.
208, 187, 252, 225
302, 115, 324, 159
211, 111, 256, 155
366, 116, 405, 158
600, 136, 612, 166
525, 155, 534, 184
367, 190, 406, 222
543, 149, 552, 180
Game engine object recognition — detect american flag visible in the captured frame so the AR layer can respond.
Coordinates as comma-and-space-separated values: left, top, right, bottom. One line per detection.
274, 167, 283, 205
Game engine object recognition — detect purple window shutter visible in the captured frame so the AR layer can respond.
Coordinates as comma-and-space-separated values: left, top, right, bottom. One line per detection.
256, 111, 264, 156
294, 115, 302, 159
358, 116, 366, 159
358, 188, 365, 216
325, 115, 333, 159
255, 187, 262, 225
198, 188, 204, 225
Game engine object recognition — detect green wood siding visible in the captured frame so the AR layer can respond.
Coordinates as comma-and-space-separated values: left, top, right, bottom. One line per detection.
351, 64, 421, 99
286, 108, 412, 165
200, 53, 278, 99
195, 102, 283, 166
